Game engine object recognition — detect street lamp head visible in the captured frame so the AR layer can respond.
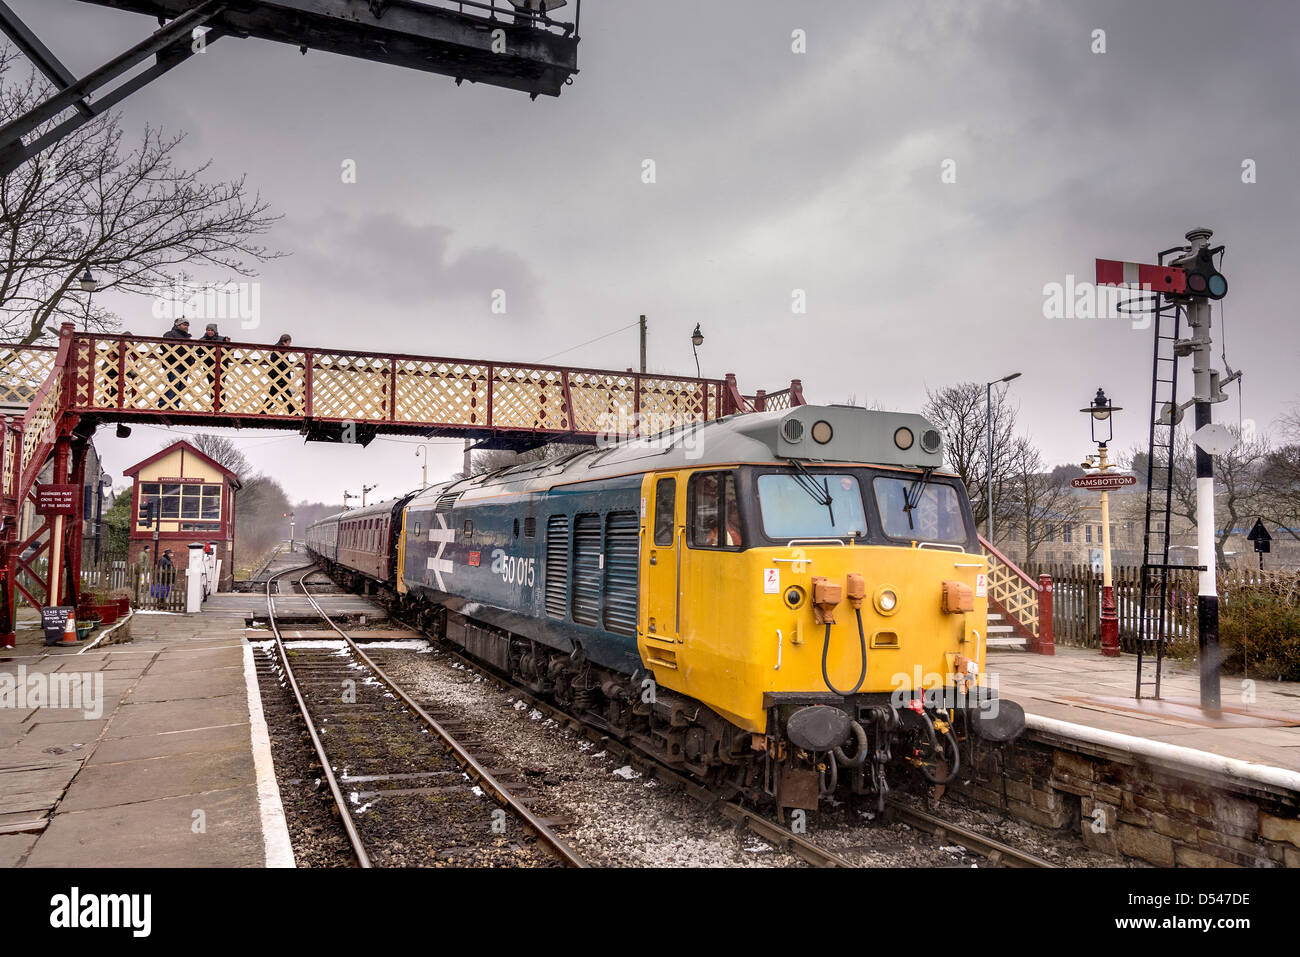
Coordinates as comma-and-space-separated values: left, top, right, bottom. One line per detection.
79, 268, 97, 293
1001, 372, 1022, 383
691, 324, 704, 348
1081, 388, 1122, 445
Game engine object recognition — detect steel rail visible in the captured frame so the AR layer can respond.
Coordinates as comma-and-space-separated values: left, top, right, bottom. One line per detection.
265, 563, 372, 867
414, 628, 856, 868
294, 573, 587, 869
884, 799, 1057, 868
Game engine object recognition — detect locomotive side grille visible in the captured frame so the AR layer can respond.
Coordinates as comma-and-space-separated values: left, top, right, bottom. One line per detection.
545, 515, 569, 619
602, 511, 639, 637
434, 489, 462, 513
572, 513, 602, 627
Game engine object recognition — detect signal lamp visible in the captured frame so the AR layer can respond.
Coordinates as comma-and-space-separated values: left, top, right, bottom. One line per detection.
1183, 247, 1227, 300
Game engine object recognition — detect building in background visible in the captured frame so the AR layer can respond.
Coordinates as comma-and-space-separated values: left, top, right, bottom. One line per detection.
124, 440, 241, 589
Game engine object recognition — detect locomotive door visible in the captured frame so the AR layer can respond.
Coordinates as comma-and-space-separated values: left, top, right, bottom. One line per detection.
641, 474, 681, 652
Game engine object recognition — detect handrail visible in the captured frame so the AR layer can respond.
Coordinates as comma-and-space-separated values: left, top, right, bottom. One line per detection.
978, 533, 1042, 593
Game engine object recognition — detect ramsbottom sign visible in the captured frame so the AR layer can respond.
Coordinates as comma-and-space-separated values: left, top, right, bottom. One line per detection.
1070, 474, 1138, 490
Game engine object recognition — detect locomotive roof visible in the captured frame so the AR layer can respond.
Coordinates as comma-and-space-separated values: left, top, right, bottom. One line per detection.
407, 405, 951, 508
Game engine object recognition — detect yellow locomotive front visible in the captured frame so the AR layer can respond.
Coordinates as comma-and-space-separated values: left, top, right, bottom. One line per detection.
637, 405, 1025, 812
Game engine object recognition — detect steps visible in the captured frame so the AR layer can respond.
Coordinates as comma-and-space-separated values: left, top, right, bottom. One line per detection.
985, 612, 1027, 651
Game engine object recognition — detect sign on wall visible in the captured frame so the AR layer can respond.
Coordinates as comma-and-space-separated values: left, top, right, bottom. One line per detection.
35, 484, 79, 516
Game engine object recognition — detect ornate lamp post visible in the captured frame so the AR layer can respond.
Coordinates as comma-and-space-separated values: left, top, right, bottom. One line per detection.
1080, 388, 1122, 657
691, 324, 704, 378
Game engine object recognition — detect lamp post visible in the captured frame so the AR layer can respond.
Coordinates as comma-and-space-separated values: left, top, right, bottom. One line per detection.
79, 268, 97, 332
93, 472, 112, 564
1081, 388, 1122, 657
415, 445, 430, 488
985, 372, 1021, 544
691, 324, 704, 379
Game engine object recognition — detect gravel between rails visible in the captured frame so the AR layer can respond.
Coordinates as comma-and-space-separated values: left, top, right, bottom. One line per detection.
371, 644, 1091, 868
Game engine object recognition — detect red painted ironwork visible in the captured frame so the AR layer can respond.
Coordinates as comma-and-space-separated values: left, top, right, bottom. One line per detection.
0, 322, 804, 642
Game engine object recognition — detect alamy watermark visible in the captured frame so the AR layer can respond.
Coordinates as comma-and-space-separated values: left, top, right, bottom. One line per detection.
594, 411, 706, 458
890, 665, 1001, 717
1042, 275, 1154, 330
151, 278, 261, 329
0, 666, 103, 719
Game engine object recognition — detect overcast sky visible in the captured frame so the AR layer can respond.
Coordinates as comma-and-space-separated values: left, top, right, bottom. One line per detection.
10, 0, 1299, 506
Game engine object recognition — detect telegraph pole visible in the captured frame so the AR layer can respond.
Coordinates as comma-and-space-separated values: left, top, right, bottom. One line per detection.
639, 314, 647, 374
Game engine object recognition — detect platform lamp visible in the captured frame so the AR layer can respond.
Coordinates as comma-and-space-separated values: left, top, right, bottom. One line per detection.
1080, 388, 1123, 657
691, 324, 704, 379
79, 267, 97, 332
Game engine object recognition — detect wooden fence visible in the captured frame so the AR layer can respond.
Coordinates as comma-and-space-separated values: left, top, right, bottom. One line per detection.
1026, 563, 1300, 652
80, 558, 187, 612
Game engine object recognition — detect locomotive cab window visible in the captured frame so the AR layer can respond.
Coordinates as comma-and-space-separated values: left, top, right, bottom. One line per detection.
872, 476, 967, 543
757, 472, 867, 540
689, 472, 742, 548
653, 477, 675, 546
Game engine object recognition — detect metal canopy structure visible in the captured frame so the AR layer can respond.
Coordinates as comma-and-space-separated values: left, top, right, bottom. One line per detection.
0, 323, 804, 644
0, 0, 580, 173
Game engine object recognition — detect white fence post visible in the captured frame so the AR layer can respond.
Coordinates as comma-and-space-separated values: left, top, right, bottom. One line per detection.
187, 543, 205, 613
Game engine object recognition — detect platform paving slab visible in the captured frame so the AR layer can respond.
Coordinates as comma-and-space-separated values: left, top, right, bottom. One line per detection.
26, 784, 265, 868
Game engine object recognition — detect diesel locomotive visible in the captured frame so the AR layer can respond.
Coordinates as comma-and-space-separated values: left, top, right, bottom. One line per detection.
305, 404, 1025, 813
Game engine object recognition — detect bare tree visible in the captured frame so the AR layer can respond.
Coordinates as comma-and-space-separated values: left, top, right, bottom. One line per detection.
1165, 426, 1271, 566
187, 434, 251, 479
1004, 437, 1084, 565
467, 442, 586, 476
923, 381, 1019, 539
1259, 403, 1300, 543
0, 44, 281, 343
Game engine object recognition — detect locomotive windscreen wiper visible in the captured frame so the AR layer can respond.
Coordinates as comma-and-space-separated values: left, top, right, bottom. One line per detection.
901, 466, 936, 531
790, 460, 835, 526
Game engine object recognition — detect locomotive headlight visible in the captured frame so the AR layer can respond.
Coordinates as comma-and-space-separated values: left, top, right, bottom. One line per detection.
893, 427, 914, 451
874, 586, 899, 616
811, 420, 834, 444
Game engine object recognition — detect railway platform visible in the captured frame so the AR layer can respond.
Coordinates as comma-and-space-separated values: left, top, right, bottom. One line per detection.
0, 577, 300, 868
983, 646, 1300, 867
989, 646, 1300, 773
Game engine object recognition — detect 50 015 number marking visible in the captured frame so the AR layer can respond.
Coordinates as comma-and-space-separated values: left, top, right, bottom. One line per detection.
491, 549, 535, 587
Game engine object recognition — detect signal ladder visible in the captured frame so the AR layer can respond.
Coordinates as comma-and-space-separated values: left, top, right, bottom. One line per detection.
1135, 288, 1179, 698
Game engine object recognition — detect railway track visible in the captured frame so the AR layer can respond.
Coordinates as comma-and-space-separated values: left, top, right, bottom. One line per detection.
263, 564, 586, 868
289, 558, 1056, 869
422, 640, 1056, 868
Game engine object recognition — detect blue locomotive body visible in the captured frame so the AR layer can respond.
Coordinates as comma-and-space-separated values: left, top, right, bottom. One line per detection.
400, 474, 644, 674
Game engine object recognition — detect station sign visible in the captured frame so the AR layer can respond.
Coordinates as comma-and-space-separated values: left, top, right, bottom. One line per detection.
35, 484, 79, 516
1070, 474, 1137, 491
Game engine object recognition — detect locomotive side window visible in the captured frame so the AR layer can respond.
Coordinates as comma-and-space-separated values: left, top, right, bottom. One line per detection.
653, 478, 675, 546
690, 472, 742, 548
757, 473, 866, 540
524, 517, 536, 538
872, 477, 967, 543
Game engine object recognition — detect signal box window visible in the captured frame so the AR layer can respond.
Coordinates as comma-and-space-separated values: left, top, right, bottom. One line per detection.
690, 472, 742, 548
653, 478, 675, 547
